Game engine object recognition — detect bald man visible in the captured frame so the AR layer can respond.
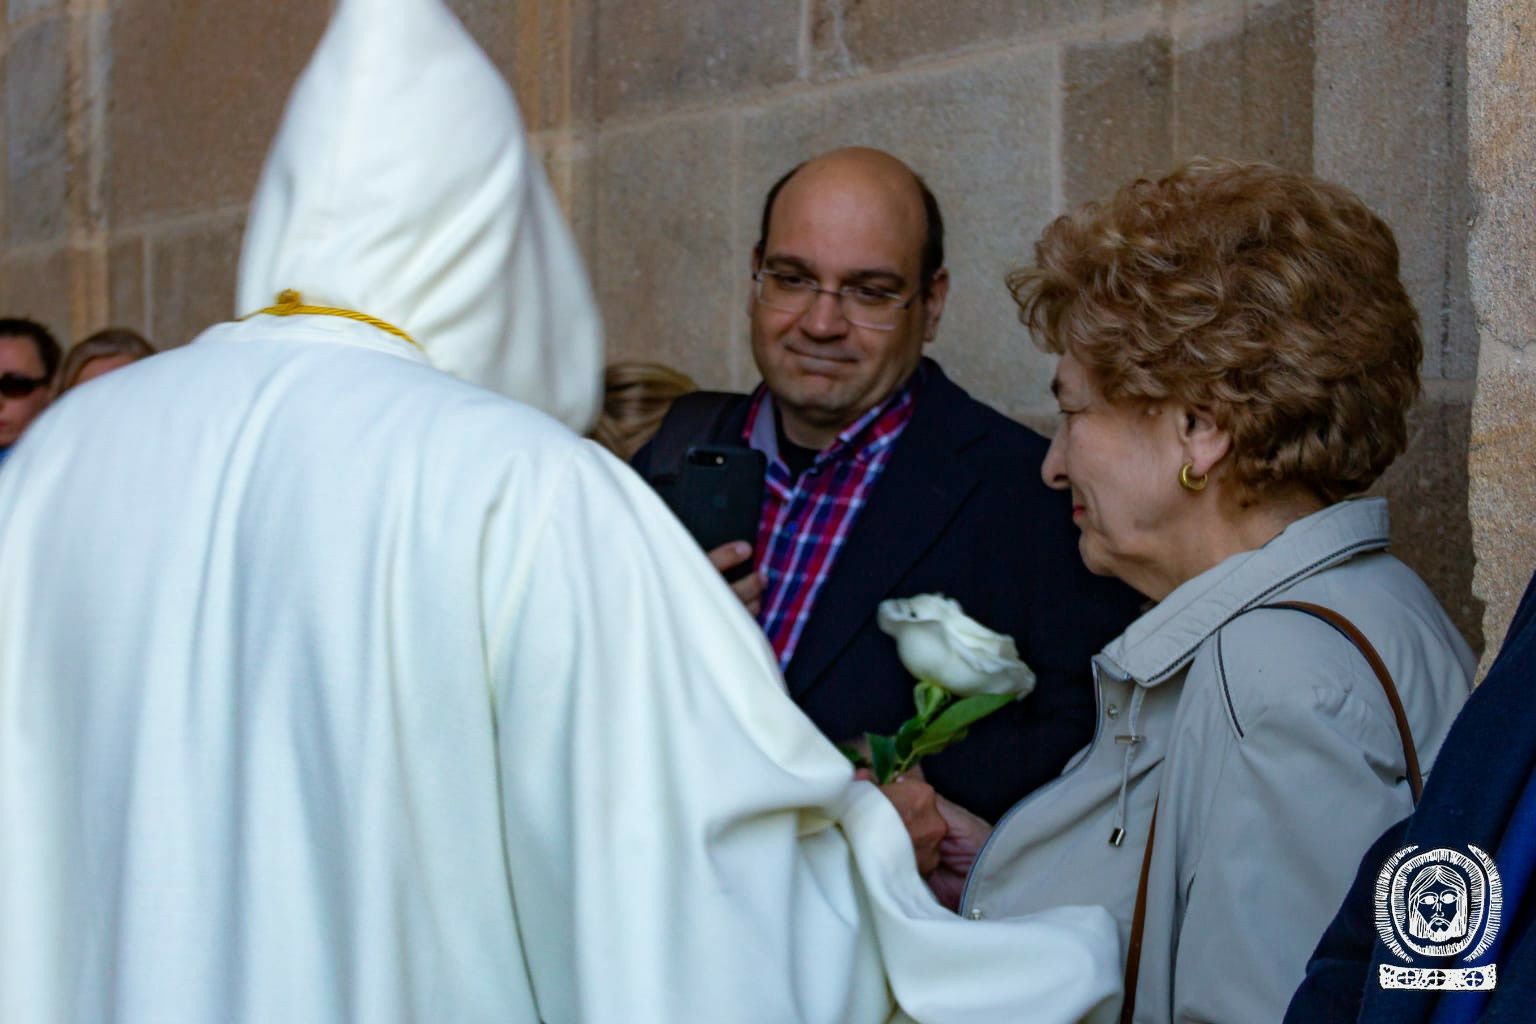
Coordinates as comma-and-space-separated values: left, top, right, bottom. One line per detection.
632, 148, 1142, 840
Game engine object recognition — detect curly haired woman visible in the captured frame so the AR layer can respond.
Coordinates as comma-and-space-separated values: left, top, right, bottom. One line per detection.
923, 160, 1474, 1023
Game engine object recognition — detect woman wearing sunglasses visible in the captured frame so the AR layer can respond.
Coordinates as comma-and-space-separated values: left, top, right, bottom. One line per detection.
0, 318, 60, 467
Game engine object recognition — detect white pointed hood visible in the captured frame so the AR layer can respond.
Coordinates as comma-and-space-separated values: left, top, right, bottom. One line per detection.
237, 0, 601, 431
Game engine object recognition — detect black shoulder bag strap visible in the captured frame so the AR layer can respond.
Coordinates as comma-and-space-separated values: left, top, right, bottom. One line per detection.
1120, 599, 1421, 1023
643, 390, 741, 488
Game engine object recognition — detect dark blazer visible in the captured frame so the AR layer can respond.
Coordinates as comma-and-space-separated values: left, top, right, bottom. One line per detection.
633, 360, 1143, 821
1285, 570, 1536, 1024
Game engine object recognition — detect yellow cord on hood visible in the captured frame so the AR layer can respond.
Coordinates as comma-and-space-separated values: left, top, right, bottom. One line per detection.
246, 290, 421, 350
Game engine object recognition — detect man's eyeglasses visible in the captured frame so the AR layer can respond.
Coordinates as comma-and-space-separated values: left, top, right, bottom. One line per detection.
753, 269, 919, 331
0, 373, 48, 398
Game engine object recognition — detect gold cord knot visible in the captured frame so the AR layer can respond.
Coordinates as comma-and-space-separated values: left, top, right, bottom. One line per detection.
242, 290, 420, 350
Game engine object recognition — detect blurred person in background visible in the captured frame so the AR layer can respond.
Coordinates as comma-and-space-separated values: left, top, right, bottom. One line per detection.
588, 360, 696, 460
0, 317, 61, 468
57, 327, 157, 394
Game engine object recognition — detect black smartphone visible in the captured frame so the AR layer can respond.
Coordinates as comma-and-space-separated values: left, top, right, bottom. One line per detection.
671, 445, 766, 582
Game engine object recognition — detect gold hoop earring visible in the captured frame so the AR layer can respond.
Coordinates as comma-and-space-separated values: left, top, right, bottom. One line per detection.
1179, 463, 1208, 492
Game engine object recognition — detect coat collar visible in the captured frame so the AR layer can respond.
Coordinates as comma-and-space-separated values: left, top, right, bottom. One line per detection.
1097, 497, 1392, 688
785, 359, 988, 698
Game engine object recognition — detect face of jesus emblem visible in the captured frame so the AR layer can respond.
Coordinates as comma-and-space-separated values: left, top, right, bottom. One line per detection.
1407, 863, 1469, 942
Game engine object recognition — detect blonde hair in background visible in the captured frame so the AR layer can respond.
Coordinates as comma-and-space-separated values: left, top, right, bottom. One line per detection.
1011, 159, 1422, 505
590, 361, 698, 461
58, 327, 157, 394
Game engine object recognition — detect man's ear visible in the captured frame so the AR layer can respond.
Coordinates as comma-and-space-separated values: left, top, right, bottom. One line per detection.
920, 268, 950, 344
1177, 404, 1231, 478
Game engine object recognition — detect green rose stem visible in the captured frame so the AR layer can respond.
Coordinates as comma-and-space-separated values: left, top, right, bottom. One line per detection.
841, 680, 1016, 784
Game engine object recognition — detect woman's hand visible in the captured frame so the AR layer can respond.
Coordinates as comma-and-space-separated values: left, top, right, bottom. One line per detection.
857, 763, 995, 906
857, 766, 946, 875
925, 795, 993, 911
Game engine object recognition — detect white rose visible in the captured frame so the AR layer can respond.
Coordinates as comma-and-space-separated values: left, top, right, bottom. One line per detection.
876, 594, 1036, 699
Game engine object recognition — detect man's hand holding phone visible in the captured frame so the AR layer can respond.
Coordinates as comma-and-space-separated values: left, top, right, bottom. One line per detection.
708, 540, 765, 616
669, 445, 767, 614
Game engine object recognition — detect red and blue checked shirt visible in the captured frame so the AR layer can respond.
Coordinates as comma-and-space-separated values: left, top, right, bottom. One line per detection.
743, 373, 921, 668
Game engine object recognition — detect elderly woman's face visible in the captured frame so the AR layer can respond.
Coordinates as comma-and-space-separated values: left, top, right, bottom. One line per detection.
1043, 352, 1188, 596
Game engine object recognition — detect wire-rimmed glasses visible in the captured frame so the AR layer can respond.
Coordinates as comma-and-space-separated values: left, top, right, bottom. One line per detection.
752, 269, 918, 331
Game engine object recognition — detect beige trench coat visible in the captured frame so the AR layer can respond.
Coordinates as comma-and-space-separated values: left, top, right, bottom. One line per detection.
962, 498, 1475, 1023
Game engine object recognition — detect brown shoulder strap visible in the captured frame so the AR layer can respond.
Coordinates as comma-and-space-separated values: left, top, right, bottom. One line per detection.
1119, 600, 1421, 1022
1268, 600, 1423, 803
1120, 800, 1158, 1024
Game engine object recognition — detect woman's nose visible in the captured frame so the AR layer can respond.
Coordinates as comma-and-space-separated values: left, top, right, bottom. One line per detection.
1042, 428, 1069, 490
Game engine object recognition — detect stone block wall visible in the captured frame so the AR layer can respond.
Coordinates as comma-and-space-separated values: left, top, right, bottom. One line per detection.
1311, 1, 1482, 649
1467, 0, 1536, 668
576, 0, 1327, 425
3, 0, 94, 340
0, 0, 1495, 651
1, 0, 325, 345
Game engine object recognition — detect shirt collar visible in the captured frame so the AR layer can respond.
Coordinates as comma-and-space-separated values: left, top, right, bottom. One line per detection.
743, 364, 924, 469
1096, 497, 1392, 687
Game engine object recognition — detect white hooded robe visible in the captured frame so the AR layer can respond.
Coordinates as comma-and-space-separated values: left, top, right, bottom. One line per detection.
0, 1, 1119, 1021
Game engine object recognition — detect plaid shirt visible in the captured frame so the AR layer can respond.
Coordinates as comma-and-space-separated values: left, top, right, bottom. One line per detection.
744, 372, 921, 668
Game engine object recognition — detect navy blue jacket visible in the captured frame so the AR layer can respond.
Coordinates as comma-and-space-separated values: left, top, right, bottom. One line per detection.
633, 360, 1143, 821
1286, 570, 1536, 1023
